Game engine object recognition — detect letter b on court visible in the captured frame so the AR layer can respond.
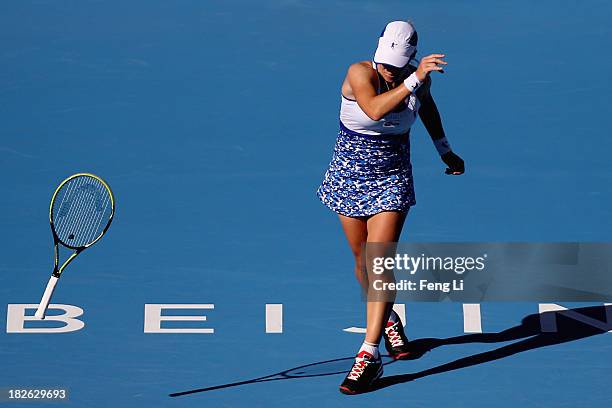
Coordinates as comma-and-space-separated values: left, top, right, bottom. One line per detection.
6, 304, 85, 333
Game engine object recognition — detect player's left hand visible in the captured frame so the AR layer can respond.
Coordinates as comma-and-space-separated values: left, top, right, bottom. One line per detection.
441, 151, 464, 175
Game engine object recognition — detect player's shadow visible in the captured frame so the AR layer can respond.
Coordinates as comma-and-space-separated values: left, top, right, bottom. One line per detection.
169, 305, 610, 397
372, 305, 611, 392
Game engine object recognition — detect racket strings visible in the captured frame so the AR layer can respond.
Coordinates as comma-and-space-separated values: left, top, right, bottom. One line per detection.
52, 176, 113, 247
57, 178, 90, 240
71, 179, 110, 245
58, 182, 110, 246
80, 185, 111, 243
53, 177, 84, 233
71, 181, 101, 240
54, 178, 88, 238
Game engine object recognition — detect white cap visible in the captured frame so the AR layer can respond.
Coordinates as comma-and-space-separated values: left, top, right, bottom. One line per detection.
373, 21, 418, 68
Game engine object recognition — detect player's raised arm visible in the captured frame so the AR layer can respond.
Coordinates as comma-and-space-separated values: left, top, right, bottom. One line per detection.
349, 54, 447, 121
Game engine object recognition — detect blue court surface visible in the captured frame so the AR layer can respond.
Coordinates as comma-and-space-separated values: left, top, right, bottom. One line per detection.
1, 1, 612, 407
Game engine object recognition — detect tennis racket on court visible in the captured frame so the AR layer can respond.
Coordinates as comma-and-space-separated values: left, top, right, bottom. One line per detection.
35, 173, 115, 319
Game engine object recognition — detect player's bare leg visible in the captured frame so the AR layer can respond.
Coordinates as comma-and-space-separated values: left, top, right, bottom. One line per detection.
364, 211, 407, 344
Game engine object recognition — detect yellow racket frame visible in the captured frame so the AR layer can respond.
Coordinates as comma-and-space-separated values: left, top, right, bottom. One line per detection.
49, 172, 115, 277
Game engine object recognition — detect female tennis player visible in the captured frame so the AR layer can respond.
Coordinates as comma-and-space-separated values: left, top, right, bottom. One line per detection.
316, 20, 464, 394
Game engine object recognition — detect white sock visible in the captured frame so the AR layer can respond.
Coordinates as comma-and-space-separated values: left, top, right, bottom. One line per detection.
359, 341, 380, 359
388, 309, 399, 324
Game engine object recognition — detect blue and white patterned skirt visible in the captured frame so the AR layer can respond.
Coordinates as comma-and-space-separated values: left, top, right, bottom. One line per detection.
316, 123, 416, 217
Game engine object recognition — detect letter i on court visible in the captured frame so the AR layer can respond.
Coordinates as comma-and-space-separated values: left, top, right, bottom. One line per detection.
453, 280, 464, 290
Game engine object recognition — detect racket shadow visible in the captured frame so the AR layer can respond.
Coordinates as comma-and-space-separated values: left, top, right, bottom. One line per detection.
371, 305, 612, 392
169, 355, 399, 397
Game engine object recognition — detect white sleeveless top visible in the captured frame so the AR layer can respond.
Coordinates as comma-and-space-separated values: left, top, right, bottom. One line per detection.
339, 62, 420, 136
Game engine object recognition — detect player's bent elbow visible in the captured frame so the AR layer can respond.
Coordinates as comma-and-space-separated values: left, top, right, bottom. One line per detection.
355, 100, 382, 121
364, 107, 384, 121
